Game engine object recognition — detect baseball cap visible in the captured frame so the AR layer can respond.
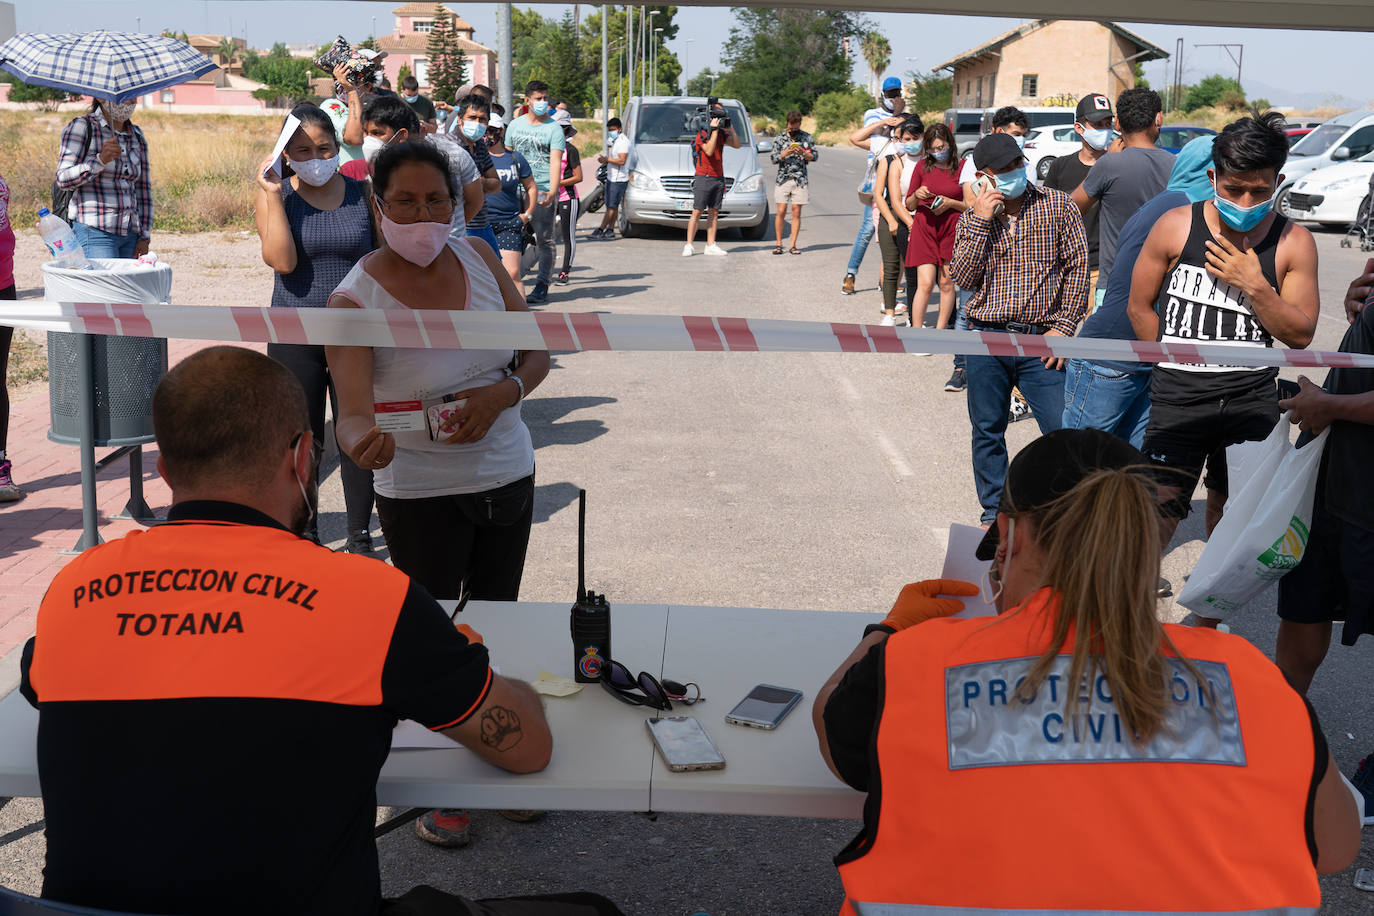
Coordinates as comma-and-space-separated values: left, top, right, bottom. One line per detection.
552, 109, 577, 135
972, 133, 1024, 171
488, 114, 505, 130
881, 76, 902, 95
1075, 93, 1113, 125
975, 429, 1150, 561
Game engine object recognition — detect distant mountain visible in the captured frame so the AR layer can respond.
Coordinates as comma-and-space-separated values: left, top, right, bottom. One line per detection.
1242, 78, 1369, 113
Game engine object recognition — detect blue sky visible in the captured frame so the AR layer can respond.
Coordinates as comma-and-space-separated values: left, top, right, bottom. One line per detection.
13, 1, 1373, 109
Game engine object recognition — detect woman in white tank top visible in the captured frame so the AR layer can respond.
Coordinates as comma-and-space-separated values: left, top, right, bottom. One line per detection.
326, 141, 550, 604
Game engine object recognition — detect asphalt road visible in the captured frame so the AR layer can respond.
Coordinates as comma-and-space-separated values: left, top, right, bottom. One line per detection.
4, 145, 1374, 913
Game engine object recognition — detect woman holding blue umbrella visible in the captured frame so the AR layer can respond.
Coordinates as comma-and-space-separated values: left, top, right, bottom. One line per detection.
54, 97, 152, 259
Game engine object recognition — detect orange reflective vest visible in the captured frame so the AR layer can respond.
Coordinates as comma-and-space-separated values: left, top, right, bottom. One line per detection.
837, 589, 1321, 916
30, 517, 413, 706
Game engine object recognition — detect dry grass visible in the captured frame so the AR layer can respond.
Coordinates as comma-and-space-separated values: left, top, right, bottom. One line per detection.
5, 330, 47, 390
0, 109, 281, 234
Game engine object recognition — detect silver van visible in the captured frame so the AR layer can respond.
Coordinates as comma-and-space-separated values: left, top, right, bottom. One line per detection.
618, 95, 771, 239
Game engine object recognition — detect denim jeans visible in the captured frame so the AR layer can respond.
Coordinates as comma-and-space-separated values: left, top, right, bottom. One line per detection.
73, 222, 139, 258
1061, 358, 1152, 451
952, 290, 972, 371
846, 204, 875, 275
965, 343, 1067, 523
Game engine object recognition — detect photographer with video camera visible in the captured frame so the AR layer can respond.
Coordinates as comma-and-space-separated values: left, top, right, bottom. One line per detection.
684, 97, 741, 257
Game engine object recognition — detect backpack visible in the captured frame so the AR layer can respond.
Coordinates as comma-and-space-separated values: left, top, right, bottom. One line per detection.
858, 136, 897, 207
51, 114, 95, 226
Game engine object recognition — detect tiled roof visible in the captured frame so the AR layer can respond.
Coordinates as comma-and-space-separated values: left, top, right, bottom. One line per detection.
934, 19, 1168, 71
390, 2, 475, 32
376, 33, 492, 55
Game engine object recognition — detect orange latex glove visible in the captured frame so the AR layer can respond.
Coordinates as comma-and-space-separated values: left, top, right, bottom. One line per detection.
883, 579, 980, 631
455, 623, 484, 645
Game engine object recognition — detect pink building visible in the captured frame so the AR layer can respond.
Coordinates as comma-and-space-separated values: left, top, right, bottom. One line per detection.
376, 3, 496, 97
144, 35, 271, 112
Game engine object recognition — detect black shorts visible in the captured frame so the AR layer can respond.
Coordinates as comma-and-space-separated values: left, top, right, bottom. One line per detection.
1278, 498, 1374, 646
1141, 383, 1278, 518
693, 176, 726, 211
491, 220, 524, 253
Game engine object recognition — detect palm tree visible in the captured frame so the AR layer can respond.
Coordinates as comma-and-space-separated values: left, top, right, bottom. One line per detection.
216, 36, 237, 70
861, 31, 891, 98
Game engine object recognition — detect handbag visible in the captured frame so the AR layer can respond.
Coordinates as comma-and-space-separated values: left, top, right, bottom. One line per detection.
1176, 413, 1329, 618
857, 137, 896, 207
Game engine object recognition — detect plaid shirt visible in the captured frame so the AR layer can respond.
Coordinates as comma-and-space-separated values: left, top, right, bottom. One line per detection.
950, 184, 1090, 337
55, 113, 152, 240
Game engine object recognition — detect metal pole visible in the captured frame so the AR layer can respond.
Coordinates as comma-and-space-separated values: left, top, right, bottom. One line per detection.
684, 39, 693, 94
626, 5, 633, 101
498, 3, 514, 118
601, 4, 609, 143
1237, 45, 1243, 93
68, 335, 101, 554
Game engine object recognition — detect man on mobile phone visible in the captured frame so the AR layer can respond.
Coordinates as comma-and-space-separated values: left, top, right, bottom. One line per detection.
684, 97, 741, 258
770, 111, 817, 255
20, 346, 623, 916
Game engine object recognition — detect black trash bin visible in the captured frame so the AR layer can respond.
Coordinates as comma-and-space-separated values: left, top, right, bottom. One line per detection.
42, 259, 172, 447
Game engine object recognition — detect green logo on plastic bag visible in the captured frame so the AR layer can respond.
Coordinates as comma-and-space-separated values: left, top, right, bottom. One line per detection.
1257, 516, 1311, 572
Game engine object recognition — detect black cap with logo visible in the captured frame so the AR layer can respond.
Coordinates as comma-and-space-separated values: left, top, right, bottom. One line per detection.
1075, 93, 1114, 125
975, 428, 1150, 560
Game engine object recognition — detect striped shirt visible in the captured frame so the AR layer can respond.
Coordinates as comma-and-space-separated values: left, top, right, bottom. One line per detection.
55, 113, 153, 240
950, 183, 1090, 337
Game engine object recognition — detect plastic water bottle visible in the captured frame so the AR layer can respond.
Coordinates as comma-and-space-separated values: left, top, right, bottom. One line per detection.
37, 208, 91, 269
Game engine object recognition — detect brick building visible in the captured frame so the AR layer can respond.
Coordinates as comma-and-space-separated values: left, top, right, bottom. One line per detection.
935, 20, 1168, 111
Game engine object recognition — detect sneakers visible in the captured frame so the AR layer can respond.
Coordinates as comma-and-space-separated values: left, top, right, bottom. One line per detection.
0, 460, 22, 503
556, 271, 570, 285
527, 282, 549, 304
682, 244, 694, 257
415, 808, 472, 847
1008, 393, 1032, 423
704, 244, 727, 257
879, 314, 896, 327
337, 535, 375, 557
944, 369, 967, 392
590, 228, 609, 240
842, 274, 856, 295
1350, 756, 1374, 825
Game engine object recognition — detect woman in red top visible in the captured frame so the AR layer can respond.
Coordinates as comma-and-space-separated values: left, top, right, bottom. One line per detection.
904, 123, 967, 331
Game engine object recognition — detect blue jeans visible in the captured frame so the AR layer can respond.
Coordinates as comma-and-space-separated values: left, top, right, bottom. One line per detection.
1061, 358, 1152, 451
965, 345, 1067, 523
952, 290, 972, 371
846, 204, 875, 275
73, 222, 139, 259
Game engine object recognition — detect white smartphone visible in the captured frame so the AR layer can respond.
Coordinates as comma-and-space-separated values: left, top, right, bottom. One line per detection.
646, 716, 725, 772
970, 175, 1005, 216
725, 684, 804, 730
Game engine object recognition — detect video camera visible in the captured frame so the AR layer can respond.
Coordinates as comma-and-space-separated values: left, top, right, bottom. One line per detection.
689, 97, 732, 136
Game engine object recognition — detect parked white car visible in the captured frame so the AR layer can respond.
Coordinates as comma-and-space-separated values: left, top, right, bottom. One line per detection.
1285, 152, 1374, 227
1275, 109, 1374, 217
1022, 123, 1080, 182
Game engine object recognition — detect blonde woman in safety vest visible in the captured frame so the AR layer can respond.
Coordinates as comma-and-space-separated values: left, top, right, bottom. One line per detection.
814, 428, 1360, 916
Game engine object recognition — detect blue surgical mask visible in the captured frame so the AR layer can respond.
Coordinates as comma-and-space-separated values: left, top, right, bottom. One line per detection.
531, 100, 549, 116
404, 94, 419, 104
1012, 134, 1026, 150
1213, 181, 1274, 232
995, 170, 1028, 199
904, 141, 923, 156
933, 149, 951, 163
1082, 126, 1115, 151
608, 129, 620, 140
461, 120, 485, 142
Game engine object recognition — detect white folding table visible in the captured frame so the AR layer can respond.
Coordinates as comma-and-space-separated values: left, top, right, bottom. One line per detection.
0, 601, 876, 820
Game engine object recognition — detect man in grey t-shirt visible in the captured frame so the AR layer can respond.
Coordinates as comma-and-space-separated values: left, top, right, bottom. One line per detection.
1072, 88, 1174, 308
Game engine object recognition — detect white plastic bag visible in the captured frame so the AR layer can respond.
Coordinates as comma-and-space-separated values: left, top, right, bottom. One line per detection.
42, 258, 172, 305
1177, 414, 1329, 619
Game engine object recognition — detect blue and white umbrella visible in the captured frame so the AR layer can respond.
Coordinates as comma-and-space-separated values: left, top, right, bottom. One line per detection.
0, 29, 217, 103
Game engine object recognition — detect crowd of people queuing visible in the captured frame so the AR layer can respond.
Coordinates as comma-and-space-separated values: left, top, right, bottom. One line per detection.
6, 55, 1374, 915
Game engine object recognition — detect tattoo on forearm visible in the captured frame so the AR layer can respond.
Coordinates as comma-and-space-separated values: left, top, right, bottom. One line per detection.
480, 706, 524, 752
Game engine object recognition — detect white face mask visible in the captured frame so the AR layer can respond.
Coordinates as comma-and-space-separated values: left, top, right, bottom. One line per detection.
981, 517, 1015, 609
292, 155, 339, 186
379, 211, 452, 267
291, 435, 317, 536
105, 100, 137, 123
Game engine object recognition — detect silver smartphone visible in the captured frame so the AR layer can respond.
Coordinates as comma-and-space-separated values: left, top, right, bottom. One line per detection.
725, 684, 803, 730
646, 716, 725, 772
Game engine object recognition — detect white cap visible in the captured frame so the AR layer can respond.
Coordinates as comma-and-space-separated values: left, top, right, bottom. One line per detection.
488, 114, 505, 130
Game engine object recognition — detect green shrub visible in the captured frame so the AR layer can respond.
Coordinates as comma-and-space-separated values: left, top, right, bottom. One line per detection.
812, 88, 870, 134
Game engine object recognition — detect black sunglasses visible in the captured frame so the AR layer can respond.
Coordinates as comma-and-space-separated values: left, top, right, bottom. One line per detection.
599, 659, 702, 711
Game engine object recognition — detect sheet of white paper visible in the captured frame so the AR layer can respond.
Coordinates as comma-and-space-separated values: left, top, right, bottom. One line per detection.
391, 719, 463, 750
268, 114, 301, 177
940, 524, 996, 618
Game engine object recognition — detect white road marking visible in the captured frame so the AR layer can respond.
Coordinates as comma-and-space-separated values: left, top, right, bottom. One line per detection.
875, 432, 913, 477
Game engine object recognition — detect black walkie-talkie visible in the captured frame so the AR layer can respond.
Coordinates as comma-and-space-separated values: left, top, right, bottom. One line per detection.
570, 489, 611, 683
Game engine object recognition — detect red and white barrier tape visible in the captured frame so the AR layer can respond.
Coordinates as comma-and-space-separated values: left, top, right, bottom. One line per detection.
2, 302, 1370, 370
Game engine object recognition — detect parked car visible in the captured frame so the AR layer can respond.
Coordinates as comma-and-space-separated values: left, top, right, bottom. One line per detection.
617, 95, 770, 240
1157, 125, 1217, 154
980, 106, 1076, 136
1286, 119, 1327, 130
944, 107, 988, 157
1286, 128, 1314, 148
1284, 151, 1374, 227
1022, 123, 1080, 181
1276, 109, 1374, 217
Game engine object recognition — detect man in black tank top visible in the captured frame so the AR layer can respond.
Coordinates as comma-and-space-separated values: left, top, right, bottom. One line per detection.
1127, 113, 1320, 624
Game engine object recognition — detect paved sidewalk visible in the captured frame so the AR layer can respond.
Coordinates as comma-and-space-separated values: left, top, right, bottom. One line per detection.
0, 338, 264, 658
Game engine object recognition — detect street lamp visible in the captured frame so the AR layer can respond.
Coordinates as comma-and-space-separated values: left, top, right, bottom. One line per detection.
684, 38, 694, 94
646, 10, 658, 98
653, 27, 664, 95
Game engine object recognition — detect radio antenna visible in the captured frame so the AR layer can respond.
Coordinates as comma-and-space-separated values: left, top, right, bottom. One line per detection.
577, 488, 587, 602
